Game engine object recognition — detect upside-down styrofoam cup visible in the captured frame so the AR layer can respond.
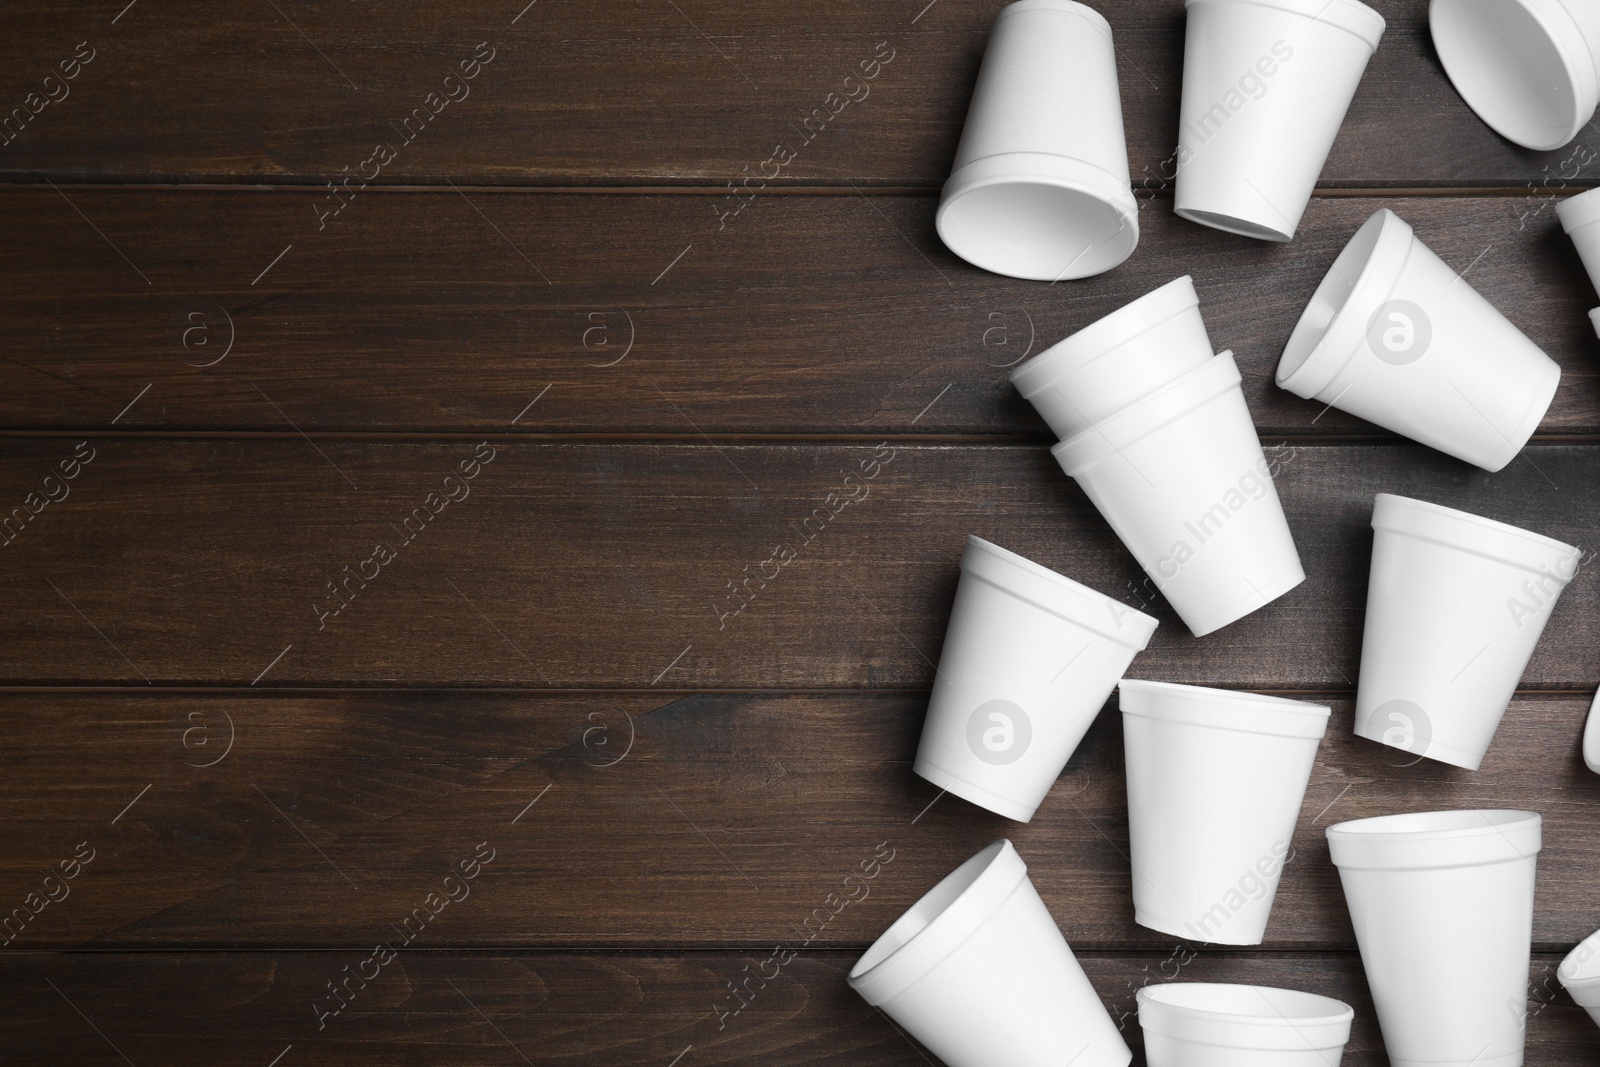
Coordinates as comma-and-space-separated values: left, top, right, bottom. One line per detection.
1053, 351, 1303, 636
850, 839, 1132, 1067
1137, 983, 1355, 1066
1559, 928, 1600, 1028
1174, 0, 1384, 242
1010, 276, 1214, 438
1431, 0, 1600, 151
1354, 494, 1579, 770
1120, 681, 1329, 945
1277, 208, 1560, 472
1556, 187, 1600, 339
914, 536, 1157, 822
936, 0, 1140, 281
1327, 809, 1542, 1067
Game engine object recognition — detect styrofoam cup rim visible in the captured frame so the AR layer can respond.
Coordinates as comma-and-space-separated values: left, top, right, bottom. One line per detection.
1325, 808, 1542, 870
1137, 983, 1355, 1049
1010, 276, 1201, 396
1430, 0, 1600, 152
1559, 927, 1600, 990
1371, 492, 1580, 575
938, 154, 1140, 282
1557, 187, 1600, 233
961, 535, 1159, 649
1119, 679, 1330, 740
847, 839, 1028, 1004
1276, 208, 1412, 398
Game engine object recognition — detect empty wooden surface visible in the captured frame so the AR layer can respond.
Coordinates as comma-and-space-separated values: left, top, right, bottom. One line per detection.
1, 691, 1598, 951
1, 192, 1597, 436
4, 0, 1600, 1064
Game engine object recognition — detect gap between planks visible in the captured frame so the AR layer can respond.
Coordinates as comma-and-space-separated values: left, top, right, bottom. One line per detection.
0, 686, 1589, 698
6, 946, 1574, 958
0, 182, 1593, 198
0, 432, 1597, 446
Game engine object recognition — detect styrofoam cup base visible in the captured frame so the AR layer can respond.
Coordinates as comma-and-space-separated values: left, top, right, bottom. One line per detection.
850, 840, 1132, 1067
1277, 208, 1560, 472
913, 760, 1037, 822
1138, 983, 1353, 1066
1431, 0, 1600, 151
913, 536, 1157, 822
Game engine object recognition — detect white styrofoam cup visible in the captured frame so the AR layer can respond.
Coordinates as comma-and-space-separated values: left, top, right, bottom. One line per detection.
1354, 493, 1580, 770
1120, 680, 1329, 945
1277, 208, 1561, 472
914, 536, 1158, 822
849, 839, 1132, 1067
1327, 809, 1542, 1067
1559, 927, 1600, 1029
1556, 187, 1600, 339
1431, 0, 1600, 151
1053, 351, 1304, 636
1175, 0, 1384, 241
936, 0, 1140, 281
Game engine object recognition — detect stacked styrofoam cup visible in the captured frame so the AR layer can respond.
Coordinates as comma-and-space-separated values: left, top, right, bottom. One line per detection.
1431, 0, 1600, 151
1354, 494, 1579, 770
1010, 276, 1214, 438
1559, 928, 1600, 1029
1277, 208, 1561, 472
1327, 809, 1542, 1067
1557, 187, 1600, 339
914, 536, 1157, 821
1175, 0, 1385, 242
1012, 277, 1304, 636
1051, 350, 1303, 636
849, 840, 1132, 1067
1137, 983, 1355, 1066
1120, 681, 1329, 945
936, 0, 1140, 281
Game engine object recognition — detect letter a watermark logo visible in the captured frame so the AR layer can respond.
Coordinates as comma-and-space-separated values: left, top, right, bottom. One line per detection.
1367, 300, 1432, 366
967, 700, 1032, 765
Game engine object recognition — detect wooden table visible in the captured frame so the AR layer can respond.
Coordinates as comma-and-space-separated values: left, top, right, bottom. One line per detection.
1, 1, 1598, 1063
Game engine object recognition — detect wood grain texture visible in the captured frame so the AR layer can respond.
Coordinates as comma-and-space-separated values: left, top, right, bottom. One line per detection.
0, 0, 1591, 188
1, 191, 1596, 435
0, 440, 1594, 688
1, 690, 1596, 950
0, 952, 1594, 1065
7, 0, 1600, 1062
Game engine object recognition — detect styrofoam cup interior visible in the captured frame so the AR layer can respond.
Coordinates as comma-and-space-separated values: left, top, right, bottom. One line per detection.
1430, 0, 1600, 151
1278, 208, 1386, 382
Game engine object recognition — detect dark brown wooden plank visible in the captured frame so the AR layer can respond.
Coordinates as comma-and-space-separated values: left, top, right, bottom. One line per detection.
0, 1, 1587, 188
0, 191, 1596, 435
0, 440, 1594, 688
0, 951, 1594, 1065
2, 690, 1597, 949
